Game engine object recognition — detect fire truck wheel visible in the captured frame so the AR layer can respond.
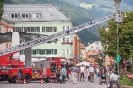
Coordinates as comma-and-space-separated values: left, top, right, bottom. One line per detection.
23, 74, 31, 83
45, 77, 50, 83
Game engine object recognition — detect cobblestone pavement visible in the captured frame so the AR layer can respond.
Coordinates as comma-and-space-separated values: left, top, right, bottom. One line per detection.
0, 76, 113, 88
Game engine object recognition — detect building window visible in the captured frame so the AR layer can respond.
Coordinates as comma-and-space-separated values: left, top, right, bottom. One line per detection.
40, 49, 44, 55
22, 14, 29, 18
32, 49, 36, 55
36, 13, 41, 18
69, 38, 73, 42
42, 27, 57, 32
51, 49, 57, 54
66, 26, 69, 30
67, 48, 69, 55
11, 14, 18, 18
66, 38, 69, 42
42, 27, 46, 32
32, 49, 57, 55
13, 27, 40, 32
13, 27, 23, 32
69, 49, 72, 55
63, 26, 70, 31
63, 49, 65, 55
51, 27, 57, 32
63, 38, 65, 42
31, 27, 34, 32
37, 27, 40, 32
44, 49, 47, 54
36, 49, 40, 54
32, 13, 41, 18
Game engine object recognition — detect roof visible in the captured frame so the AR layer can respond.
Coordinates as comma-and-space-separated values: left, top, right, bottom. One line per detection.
3, 4, 71, 22
86, 41, 104, 51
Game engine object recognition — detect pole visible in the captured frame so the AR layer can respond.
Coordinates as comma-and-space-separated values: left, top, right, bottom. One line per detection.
114, 0, 122, 76
116, 23, 120, 75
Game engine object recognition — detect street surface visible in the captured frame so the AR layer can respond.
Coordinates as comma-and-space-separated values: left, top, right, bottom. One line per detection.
0, 76, 112, 88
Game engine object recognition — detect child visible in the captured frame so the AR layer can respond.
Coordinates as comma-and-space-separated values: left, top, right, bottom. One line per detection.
88, 73, 90, 81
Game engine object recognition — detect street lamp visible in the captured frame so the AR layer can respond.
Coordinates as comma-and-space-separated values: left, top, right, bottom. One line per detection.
114, 0, 121, 10
114, 0, 123, 75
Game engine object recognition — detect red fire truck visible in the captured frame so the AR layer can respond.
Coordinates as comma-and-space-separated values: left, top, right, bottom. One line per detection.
0, 53, 71, 83
0, 52, 24, 83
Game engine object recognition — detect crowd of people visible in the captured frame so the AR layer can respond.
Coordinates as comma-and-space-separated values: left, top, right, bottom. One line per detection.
56, 64, 121, 88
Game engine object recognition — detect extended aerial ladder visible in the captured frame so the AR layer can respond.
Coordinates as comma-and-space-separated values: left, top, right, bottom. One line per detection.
0, 15, 114, 56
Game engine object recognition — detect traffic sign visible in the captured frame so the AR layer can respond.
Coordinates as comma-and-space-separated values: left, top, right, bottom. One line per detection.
116, 55, 120, 62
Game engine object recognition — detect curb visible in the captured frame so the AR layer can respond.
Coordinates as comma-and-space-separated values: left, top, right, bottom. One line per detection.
121, 85, 133, 88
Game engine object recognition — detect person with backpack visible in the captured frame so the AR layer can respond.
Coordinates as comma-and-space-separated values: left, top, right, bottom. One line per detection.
61, 65, 67, 84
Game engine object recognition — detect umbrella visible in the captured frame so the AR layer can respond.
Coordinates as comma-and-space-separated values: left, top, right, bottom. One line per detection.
76, 61, 90, 66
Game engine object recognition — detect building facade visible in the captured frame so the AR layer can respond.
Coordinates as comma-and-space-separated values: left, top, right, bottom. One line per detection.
73, 34, 80, 62
86, 41, 104, 66
80, 42, 86, 61
3, 4, 73, 59
0, 17, 14, 50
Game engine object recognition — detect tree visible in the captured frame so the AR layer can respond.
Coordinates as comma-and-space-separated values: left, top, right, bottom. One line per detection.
0, 0, 4, 20
94, 58, 103, 66
98, 12, 133, 60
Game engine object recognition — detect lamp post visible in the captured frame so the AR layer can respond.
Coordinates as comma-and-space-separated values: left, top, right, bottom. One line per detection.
114, 0, 123, 75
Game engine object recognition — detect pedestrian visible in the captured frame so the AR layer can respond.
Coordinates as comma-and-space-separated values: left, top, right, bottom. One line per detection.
86, 66, 90, 81
96, 66, 100, 78
107, 70, 119, 88
71, 65, 78, 84
68, 67, 73, 82
76, 66, 81, 81
80, 64, 86, 81
88, 64, 95, 82
61, 65, 67, 84
69, 71, 73, 82
56, 66, 61, 84
106, 65, 111, 80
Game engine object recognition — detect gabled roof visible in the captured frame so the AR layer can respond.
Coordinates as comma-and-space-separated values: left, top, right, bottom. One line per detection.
3, 4, 71, 22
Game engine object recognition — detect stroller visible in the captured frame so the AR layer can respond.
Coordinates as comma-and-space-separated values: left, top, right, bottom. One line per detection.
88, 73, 90, 81
100, 73, 106, 84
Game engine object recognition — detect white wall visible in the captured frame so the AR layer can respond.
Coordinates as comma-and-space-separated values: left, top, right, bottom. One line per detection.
0, 25, 7, 50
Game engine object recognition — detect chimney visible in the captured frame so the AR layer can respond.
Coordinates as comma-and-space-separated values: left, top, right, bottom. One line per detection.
49, 2, 52, 7
49, 2, 52, 6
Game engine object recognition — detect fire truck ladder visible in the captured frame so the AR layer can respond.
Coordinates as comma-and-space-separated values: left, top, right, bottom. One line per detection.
0, 15, 113, 56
